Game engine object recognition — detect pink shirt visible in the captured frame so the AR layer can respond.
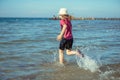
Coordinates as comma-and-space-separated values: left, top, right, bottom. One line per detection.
60, 19, 73, 39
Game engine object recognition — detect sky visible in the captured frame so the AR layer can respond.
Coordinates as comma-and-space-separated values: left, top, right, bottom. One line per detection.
0, 0, 120, 18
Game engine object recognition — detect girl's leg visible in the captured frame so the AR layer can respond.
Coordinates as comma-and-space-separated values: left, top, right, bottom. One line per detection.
66, 49, 76, 55
59, 49, 64, 64
66, 49, 84, 57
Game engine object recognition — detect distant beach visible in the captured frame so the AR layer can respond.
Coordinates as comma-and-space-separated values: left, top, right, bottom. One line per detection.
49, 15, 120, 20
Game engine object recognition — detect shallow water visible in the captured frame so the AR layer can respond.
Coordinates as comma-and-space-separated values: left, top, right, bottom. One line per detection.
0, 18, 120, 80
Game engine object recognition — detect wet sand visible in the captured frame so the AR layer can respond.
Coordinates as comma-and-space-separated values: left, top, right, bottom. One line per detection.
9, 62, 120, 80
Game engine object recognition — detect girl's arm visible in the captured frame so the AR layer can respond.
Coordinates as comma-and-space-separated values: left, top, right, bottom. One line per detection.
57, 24, 67, 41
60, 24, 67, 36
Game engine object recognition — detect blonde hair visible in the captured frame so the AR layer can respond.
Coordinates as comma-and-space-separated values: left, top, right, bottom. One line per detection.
61, 15, 72, 20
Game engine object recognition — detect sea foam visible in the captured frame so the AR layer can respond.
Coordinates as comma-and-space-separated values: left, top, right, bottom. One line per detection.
76, 55, 99, 72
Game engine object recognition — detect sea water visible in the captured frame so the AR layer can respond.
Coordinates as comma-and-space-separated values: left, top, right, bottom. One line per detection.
0, 18, 120, 80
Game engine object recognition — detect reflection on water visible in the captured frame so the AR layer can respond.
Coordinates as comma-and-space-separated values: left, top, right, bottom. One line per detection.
0, 18, 120, 80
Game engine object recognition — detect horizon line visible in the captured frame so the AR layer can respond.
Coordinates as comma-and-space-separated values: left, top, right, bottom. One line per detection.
0, 17, 120, 18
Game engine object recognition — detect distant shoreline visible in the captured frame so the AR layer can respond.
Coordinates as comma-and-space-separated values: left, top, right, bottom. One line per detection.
0, 17, 120, 20
49, 17, 120, 20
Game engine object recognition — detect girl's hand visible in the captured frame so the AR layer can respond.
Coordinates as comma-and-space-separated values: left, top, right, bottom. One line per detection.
57, 24, 67, 41
57, 34, 62, 41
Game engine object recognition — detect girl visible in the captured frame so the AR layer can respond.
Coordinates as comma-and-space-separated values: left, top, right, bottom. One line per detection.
57, 8, 83, 64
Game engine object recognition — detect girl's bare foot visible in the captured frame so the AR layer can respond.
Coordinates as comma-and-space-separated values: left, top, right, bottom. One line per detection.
76, 49, 84, 58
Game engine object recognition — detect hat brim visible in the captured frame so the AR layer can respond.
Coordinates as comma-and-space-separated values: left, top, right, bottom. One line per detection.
58, 13, 69, 15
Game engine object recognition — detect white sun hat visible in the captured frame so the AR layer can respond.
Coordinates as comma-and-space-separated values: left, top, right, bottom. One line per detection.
59, 8, 69, 15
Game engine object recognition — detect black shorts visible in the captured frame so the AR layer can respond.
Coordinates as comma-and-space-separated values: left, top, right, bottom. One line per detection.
59, 38, 73, 50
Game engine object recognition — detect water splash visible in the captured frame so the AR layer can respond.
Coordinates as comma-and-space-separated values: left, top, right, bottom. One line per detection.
99, 70, 116, 80
53, 50, 58, 62
76, 55, 99, 72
